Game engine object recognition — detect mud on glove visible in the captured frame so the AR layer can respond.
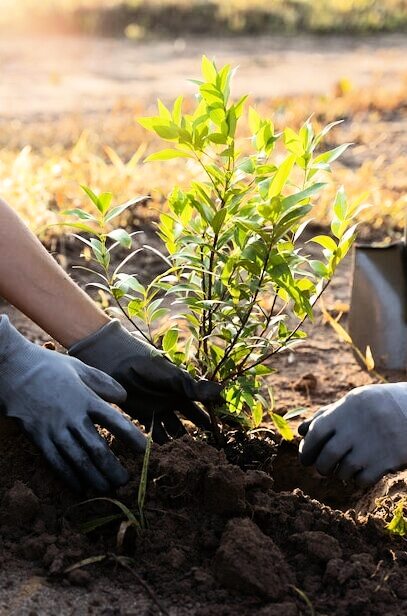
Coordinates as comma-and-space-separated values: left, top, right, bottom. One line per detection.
0, 315, 146, 492
298, 383, 407, 487
69, 319, 223, 443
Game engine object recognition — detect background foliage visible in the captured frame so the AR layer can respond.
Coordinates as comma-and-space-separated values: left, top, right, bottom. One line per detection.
1, 0, 406, 36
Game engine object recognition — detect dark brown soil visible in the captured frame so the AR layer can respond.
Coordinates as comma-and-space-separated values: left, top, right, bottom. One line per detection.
0, 418, 407, 615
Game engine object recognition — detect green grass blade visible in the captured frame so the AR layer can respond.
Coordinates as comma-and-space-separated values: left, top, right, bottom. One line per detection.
138, 429, 153, 528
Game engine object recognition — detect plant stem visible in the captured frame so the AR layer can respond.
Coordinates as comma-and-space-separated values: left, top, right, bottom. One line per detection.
225, 280, 330, 381
205, 402, 224, 448
211, 241, 273, 380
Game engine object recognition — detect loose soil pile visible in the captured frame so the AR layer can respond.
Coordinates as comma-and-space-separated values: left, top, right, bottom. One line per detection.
1, 422, 407, 615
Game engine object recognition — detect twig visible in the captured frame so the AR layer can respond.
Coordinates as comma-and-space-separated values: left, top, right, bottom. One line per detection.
224, 280, 330, 381
113, 294, 157, 347
205, 402, 225, 448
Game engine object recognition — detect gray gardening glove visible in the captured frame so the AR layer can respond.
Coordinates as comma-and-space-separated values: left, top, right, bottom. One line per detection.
69, 319, 223, 444
0, 315, 146, 493
298, 383, 407, 487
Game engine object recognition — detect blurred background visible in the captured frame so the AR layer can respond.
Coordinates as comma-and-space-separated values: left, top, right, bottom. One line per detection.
0, 0, 405, 237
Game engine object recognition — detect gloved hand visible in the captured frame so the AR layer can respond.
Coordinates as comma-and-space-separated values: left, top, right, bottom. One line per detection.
0, 315, 146, 492
298, 383, 407, 487
69, 319, 223, 443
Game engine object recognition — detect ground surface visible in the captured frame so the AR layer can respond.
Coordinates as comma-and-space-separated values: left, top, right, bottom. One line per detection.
1, 33, 407, 615
0, 34, 406, 117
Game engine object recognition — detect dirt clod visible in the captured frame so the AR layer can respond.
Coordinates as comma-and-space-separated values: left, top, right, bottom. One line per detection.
294, 372, 317, 393
292, 530, 343, 562
214, 517, 295, 600
1, 480, 40, 526
204, 465, 246, 515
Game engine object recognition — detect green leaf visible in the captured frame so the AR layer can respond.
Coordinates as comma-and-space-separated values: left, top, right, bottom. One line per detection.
59, 221, 97, 234
116, 273, 145, 295
314, 143, 352, 166
281, 183, 326, 210
387, 501, 407, 537
157, 98, 172, 120
333, 186, 348, 221
98, 192, 113, 215
81, 185, 101, 210
64, 555, 107, 574
211, 207, 227, 234
145, 149, 194, 162
138, 430, 153, 528
105, 196, 148, 223
80, 514, 122, 534
310, 235, 337, 252
61, 208, 96, 221
268, 154, 296, 199
127, 298, 143, 318
284, 407, 307, 421
172, 96, 184, 123
284, 127, 304, 157
271, 412, 294, 441
252, 401, 263, 428
162, 327, 179, 352
208, 133, 228, 145
201, 55, 217, 82
310, 260, 329, 277
108, 229, 132, 249
248, 106, 262, 135
153, 124, 179, 140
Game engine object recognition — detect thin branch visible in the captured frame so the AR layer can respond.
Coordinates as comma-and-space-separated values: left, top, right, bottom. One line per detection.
225, 280, 330, 381
211, 242, 273, 380
112, 295, 156, 347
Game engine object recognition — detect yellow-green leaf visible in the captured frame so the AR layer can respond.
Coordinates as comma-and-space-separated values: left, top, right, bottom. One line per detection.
271, 412, 294, 441
268, 154, 296, 199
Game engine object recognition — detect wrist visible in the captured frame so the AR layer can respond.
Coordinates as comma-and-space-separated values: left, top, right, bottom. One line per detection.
58, 310, 110, 349
69, 319, 152, 375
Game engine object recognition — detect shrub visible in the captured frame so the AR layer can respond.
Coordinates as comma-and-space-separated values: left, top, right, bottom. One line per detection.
63, 57, 361, 439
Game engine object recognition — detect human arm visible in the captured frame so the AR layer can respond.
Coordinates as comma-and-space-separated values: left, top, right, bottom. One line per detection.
298, 383, 407, 487
0, 197, 109, 348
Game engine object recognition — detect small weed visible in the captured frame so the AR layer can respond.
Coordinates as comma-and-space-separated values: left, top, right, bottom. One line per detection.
386, 499, 407, 537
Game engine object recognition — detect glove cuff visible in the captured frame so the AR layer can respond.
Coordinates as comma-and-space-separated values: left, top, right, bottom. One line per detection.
69, 319, 153, 375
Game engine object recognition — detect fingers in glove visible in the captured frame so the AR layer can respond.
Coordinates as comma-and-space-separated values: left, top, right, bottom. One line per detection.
314, 437, 352, 476
193, 380, 224, 405
298, 407, 328, 437
147, 358, 224, 404
161, 413, 187, 439
34, 435, 83, 493
75, 361, 127, 404
354, 465, 390, 488
71, 417, 130, 488
299, 415, 335, 466
179, 398, 212, 431
53, 430, 111, 493
89, 400, 147, 453
335, 454, 365, 483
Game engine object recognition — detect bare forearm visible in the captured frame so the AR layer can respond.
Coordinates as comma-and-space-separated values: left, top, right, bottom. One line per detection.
0, 199, 109, 347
